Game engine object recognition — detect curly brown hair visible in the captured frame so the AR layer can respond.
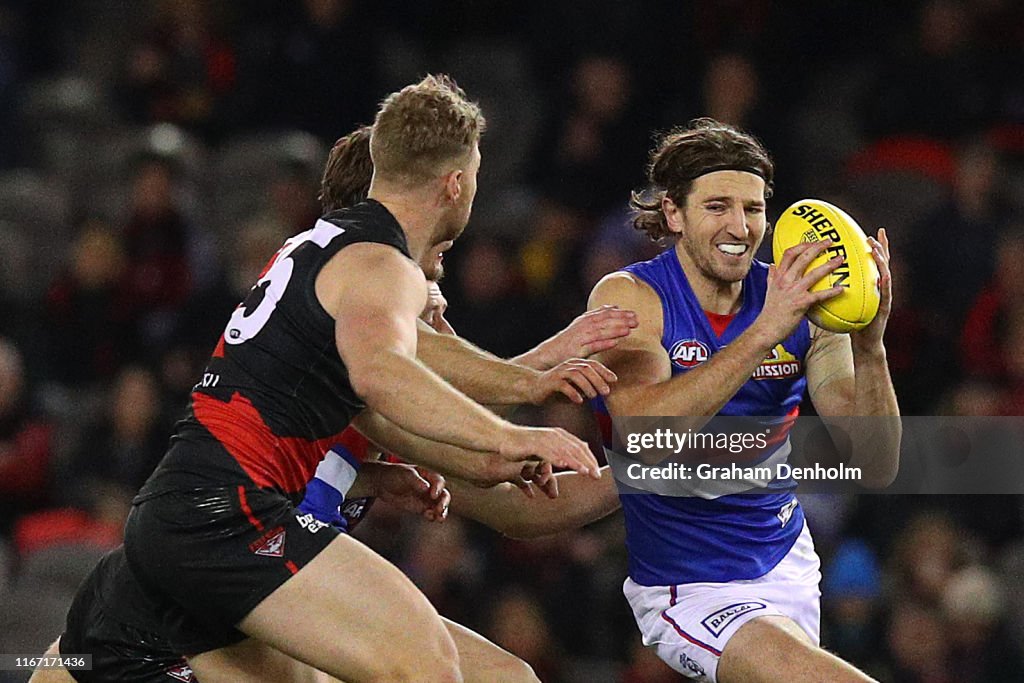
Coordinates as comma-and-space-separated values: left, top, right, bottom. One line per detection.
370, 74, 486, 186
631, 118, 774, 241
320, 126, 373, 212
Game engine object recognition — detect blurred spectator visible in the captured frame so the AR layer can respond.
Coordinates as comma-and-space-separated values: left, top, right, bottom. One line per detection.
867, 0, 992, 140
960, 227, 1024, 381
116, 0, 236, 137
822, 540, 886, 675
402, 516, 483, 627
0, 337, 54, 531
531, 54, 648, 214
995, 309, 1024, 415
621, 639, 677, 683
891, 511, 965, 605
120, 151, 196, 349
884, 600, 951, 683
910, 138, 1009, 399
64, 365, 167, 500
237, 0, 376, 140
486, 585, 565, 683
267, 159, 321, 235
446, 236, 548, 358
940, 565, 1024, 681
44, 219, 133, 388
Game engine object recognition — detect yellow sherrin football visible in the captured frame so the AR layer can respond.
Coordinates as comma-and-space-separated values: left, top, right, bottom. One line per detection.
772, 199, 880, 333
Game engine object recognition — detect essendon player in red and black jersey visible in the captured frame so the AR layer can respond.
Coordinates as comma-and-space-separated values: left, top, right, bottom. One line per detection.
146, 202, 409, 498
102, 75, 609, 683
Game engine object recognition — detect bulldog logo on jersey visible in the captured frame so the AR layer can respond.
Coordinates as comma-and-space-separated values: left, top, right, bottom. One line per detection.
752, 344, 801, 380
670, 339, 710, 369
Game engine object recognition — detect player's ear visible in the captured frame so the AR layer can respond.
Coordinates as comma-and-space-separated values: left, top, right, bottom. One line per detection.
443, 170, 463, 204
662, 196, 684, 234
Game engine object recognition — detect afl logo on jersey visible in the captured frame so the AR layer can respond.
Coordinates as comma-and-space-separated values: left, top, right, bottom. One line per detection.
670, 339, 710, 369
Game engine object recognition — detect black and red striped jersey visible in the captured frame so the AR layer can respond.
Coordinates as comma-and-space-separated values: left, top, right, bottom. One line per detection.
150, 200, 410, 496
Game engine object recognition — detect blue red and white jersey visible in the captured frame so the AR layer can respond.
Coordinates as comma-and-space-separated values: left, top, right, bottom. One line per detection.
597, 246, 811, 585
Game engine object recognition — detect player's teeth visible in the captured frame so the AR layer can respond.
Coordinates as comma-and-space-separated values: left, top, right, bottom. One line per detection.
717, 244, 747, 255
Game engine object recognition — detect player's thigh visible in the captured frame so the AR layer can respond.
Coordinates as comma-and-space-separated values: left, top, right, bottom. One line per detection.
717, 615, 876, 683
442, 617, 539, 683
188, 637, 332, 683
28, 639, 77, 683
231, 533, 460, 683
190, 618, 538, 683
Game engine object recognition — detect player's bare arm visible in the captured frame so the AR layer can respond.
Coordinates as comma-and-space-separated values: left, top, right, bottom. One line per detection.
447, 467, 620, 539
592, 242, 843, 423
417, 322, 617, 405
511, 305, 639, 371
351, 410, 556, 487
316, 241, 599, 476
804, 229, 900, 488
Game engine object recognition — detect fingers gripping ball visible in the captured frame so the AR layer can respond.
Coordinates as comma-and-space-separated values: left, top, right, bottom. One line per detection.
772, 199, 880, 333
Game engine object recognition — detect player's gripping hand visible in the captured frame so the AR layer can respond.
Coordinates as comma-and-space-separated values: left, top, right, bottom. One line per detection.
530, 305, 638, 366
499, 425, 601, 479
755, 240, 845, 345
851, 228, 893, 352
511, 461, 559, 499
422, 282, 457, 335
368, 461, 451, 522
529, 358, 618, 404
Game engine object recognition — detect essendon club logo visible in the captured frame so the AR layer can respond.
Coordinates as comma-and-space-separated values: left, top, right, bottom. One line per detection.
249, 527, 287, 557
670, 339, 710, 369
165, 662, 195, 682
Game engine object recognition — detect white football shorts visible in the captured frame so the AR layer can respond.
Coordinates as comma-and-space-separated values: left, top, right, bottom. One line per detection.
623, 521, 821, 682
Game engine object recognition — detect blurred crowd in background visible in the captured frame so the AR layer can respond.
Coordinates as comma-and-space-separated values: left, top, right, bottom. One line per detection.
0, 0, 1023, 681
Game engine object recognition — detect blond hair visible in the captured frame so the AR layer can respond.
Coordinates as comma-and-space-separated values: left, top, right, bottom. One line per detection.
370, 74, 485, 186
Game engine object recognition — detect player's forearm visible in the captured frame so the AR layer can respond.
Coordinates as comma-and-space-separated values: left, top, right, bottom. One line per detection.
610, 328, 774, 420
352, 411, 510, 487
511, 341, 558, 371
350, 350, 516, 453
850, 344, 901, 488
449, 469, 619, 539
417, 326, 541, 404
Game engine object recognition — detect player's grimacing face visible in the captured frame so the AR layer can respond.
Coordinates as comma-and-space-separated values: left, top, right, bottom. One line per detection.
674, 171, 767, 284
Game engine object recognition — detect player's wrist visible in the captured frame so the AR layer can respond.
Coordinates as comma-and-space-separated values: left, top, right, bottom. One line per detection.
850, 339, 886, 361
744, 320, 781, 354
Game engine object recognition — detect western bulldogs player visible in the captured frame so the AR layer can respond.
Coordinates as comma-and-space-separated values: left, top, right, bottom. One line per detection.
588, 119, 900, 682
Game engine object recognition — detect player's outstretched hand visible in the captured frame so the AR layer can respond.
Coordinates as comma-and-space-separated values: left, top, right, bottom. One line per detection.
756, 240, 845, 345
534, 305, 638, 365
374, 462, 450, 522
499, 425, 601, 479
530, 358, 618, 405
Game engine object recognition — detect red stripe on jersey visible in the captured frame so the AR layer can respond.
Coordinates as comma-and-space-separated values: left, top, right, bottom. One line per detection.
765, 405, 800, 448
335, 427, 373, 463
193, 392, 350, 493
237, 485, 264, 531
285, 560, 299, 575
